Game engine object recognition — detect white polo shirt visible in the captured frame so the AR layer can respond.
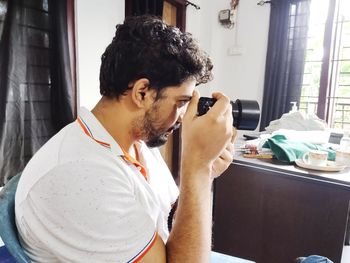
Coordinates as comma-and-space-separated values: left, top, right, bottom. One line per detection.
15, 107, 179, 263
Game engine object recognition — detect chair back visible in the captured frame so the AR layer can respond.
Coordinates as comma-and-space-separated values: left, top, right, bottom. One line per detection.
0, 173, 31, 263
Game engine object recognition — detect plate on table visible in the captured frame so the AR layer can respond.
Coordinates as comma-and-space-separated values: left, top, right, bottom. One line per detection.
295, 159, 346, 172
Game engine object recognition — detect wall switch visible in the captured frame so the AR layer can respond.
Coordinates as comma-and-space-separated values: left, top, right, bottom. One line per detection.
228, 46, 245, 56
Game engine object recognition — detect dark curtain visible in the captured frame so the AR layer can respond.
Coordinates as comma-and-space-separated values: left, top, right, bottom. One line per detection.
126, 0, 164, 17
260, 0, 311, 131
0, 0, 76, 185
50, 0, 75, 131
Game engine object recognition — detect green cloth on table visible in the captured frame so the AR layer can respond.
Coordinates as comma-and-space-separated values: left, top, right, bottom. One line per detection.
263, 134, 335, 163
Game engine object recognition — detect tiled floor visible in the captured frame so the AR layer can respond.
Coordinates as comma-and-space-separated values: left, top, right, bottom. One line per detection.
342, 246, 350, 262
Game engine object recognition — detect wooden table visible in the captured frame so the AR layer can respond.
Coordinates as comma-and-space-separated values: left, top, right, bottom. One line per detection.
213, 154, 350, 263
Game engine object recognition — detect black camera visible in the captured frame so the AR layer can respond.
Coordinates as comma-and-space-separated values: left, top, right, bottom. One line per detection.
197, 97, 260, 130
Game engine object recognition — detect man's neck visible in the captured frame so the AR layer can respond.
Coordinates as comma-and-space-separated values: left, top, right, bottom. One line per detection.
91, 96, 136, 154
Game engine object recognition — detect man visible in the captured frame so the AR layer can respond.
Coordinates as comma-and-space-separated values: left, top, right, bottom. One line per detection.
15, 15, 235, 262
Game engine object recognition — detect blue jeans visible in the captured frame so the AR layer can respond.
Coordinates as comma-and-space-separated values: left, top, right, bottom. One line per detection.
0, 246, 16, 263
211, 251, 255, 263
210, 252, 333, 263
298, 255, 333, 263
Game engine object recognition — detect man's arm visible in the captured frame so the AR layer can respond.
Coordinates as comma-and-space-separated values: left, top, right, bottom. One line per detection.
142, 91, 234, 263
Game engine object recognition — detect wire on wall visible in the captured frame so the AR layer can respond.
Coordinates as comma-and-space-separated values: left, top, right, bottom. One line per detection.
231, 0, 239, 10
185, 1, 200, 10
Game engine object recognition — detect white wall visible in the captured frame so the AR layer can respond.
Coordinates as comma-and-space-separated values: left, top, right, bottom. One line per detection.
76, 0, 270, 113
186, 0, 270, 107
186, 0, 215, 97
76, 0, 125, 110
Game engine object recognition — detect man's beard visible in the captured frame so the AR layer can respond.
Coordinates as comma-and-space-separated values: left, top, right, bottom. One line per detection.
140, 106, 181, 148
146, 133, 169, 148
144, 121, 181, 148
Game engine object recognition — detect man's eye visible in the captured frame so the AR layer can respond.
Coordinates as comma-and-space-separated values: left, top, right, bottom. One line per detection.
177, 100, 189, 107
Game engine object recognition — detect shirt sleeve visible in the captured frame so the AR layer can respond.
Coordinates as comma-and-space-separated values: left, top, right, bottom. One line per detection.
18, 161, 158, 263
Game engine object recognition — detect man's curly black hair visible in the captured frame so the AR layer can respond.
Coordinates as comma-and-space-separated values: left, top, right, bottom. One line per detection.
99, 15, 213, 98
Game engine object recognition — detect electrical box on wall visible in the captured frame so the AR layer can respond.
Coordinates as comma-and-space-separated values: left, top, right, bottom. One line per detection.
218, 9, 235, 28
219, 9, 231, 23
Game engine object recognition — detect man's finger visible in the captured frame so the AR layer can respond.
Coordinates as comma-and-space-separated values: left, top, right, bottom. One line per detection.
184, 89, 200, 120
231, 128, 237, 143
207, 92, 231, 118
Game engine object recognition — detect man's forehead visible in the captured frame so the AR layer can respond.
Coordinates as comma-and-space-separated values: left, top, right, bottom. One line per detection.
161, 89, 193, 101
163, 80, 196, 97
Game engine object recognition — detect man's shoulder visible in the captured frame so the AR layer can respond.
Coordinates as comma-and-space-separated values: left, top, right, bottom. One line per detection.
15, 120, 131, 206
15, 158, 132, 208
31, 160, 131, 191
30, 120, 114, 167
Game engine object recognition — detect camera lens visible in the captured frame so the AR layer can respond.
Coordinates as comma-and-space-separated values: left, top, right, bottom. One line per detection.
197, 97, 260, 130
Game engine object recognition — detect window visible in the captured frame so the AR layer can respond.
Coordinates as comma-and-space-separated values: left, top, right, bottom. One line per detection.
300, 0, 350, 129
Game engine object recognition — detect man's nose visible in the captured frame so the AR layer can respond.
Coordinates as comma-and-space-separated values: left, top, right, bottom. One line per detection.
177, 107, 187, 123
177, 113, 184, 123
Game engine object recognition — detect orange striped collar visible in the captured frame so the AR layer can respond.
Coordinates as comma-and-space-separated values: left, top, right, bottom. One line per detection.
121, 147, 148, 181
77, 108, 148, 181
77, 117, 111, 149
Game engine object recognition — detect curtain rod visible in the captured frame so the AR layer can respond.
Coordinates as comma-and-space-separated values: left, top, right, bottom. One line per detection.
257, 0, 271, 6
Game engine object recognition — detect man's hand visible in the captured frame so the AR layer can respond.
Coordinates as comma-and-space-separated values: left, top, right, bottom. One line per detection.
181, 90, 234, 180
211, 128, 237, 179
166, 90, 234, 263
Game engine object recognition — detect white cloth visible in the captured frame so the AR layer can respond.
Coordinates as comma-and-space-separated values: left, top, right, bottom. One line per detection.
265, 111, 327, 133
15, 107, 179, 263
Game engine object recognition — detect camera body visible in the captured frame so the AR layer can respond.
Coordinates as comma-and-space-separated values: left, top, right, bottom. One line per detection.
197, 97, 260, 130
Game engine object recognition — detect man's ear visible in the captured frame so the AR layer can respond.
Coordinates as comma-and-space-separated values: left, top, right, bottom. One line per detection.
129, 78, 155, 108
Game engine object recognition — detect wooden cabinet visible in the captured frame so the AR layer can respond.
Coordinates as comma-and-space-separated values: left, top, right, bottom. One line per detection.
213, 157, 350, 263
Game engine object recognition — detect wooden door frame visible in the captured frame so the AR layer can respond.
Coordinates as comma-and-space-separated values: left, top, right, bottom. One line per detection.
165, 0, 186, 31
163, 0, 186, 180
125, 0, 186, 31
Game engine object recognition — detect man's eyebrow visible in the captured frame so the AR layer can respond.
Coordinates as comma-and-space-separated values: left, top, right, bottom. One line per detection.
176, 95, 192, 101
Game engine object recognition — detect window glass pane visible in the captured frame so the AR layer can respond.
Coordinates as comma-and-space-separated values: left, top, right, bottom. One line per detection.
338, 72, 350, 86
334, 60, 350, 98
339, 61, 350, 75
297, 0, 350, 128
0, 0, 7, 18
342, 47, 350, 60
0, 0, 7, 38
328, 0, 350, 129
339, 0, 350, 19
300, 0, 329, 115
